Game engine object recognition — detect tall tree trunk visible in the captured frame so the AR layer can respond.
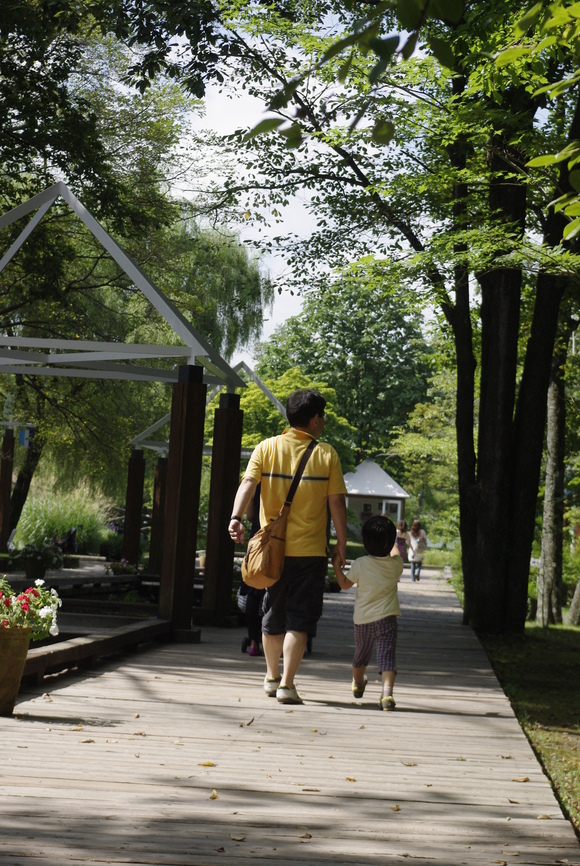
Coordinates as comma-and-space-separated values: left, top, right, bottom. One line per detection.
506, 91, 580, 632
466, 120, 527, 632
537, 318, 574, 625
569, 575, 580, 625
447, 73, 478, 624
8, 434, 44, 535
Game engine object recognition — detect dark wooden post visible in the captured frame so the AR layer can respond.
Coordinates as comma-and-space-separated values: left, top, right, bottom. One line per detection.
159, 365, 206, 630
202, 392, 243, 622
0, 429, 14, 553
148, 456, 168, 576
122, 449, 145, 565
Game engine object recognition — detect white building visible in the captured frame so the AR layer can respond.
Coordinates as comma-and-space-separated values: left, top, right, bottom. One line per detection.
344, 459, 410, 526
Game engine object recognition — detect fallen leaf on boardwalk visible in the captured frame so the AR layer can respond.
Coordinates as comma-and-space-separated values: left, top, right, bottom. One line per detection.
359, 725, 365, 729
328, 755, 335, 759
536, 814, 552, 820
106, 739, 118, 744
134, 753, 140, 758
512, 777, 529, 783
239, 717, 254, 727
500, 754, 513, 759
491, 861, 507, 865
230, 834, 246, 841
311, 729, 318, 732
508, 798, 519, 804
216, 847, 225, 852
299, 833, 312, 839
80, 739, 95, 744
302, 788, 320, 792
135, 713, 140, 718
209, 789, 219, 799
391, 805, 400, 812
346, 777, 356, 782
132, 731, 146, 736
266, 774, 272, 778
173, 741, 184, 746
402, 762, 417, 767
16, 746, 28, 749
199, 762, 216, 767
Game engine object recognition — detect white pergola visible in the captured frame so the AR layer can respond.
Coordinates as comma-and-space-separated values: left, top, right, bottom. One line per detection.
0, 182, 244, 390
129, 361, 287, 457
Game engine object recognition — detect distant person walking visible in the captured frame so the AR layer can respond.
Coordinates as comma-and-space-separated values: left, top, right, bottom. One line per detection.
395, 519, 410, 562
331, 515, 403, 710
408, 519, 427, 582
228, 389, 347, 705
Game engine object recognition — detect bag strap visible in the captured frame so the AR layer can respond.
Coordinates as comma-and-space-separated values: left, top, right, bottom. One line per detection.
284, 439, 317, 507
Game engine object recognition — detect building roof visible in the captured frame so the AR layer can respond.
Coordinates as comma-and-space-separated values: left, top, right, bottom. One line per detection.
344, 459, 410, 499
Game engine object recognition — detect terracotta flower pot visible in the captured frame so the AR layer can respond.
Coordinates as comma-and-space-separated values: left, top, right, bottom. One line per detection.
0, 626, 32, 716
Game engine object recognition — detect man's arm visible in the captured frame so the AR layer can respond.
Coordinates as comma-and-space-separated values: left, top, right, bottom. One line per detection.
228, 476, 258, 544
328, 493, 347, 567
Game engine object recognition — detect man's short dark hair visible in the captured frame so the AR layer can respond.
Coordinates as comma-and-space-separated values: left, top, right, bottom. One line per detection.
286, 389, 326, 428
362, 515, 397, 557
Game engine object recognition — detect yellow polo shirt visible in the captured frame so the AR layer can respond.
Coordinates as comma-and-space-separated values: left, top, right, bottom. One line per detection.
244, 428, 346, 556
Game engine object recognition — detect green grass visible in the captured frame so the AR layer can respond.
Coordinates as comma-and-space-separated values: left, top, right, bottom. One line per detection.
480, 624, 580, 833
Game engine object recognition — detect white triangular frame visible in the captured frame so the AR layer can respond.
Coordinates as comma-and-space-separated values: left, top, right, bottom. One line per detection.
129, 361, 287, 456
0, 183, 244, 389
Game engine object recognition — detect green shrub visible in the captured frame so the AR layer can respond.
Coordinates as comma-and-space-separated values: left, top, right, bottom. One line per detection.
15, 484, 113, 554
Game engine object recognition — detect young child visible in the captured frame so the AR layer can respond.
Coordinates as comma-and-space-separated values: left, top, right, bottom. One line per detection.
332, 515, 403, 710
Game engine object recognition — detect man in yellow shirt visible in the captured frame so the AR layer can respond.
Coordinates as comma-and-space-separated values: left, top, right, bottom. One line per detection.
228, 390, 347, 704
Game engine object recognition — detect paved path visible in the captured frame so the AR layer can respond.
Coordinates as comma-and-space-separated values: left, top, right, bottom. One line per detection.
1, 570, 578, 865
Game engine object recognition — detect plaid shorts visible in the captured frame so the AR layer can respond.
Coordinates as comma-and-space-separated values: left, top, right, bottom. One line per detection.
353, 615, 398, 673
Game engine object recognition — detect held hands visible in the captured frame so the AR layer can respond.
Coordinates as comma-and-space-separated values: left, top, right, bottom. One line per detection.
228, 519, 245, 544
332, 545, 346, 569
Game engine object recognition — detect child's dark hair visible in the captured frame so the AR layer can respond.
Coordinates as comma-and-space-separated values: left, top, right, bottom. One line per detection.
362, 515, 396, 557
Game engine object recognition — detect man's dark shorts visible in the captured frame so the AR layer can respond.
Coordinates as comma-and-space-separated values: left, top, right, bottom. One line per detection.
262, 556, 327, 635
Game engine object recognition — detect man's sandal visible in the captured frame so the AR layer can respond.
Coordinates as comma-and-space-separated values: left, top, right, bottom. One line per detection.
352, 675, 368, 699
264, 675, 282, 697
380, 695, 396, 711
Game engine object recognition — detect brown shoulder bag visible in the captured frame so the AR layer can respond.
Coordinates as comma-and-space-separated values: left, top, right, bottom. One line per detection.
242, 440, 317, 590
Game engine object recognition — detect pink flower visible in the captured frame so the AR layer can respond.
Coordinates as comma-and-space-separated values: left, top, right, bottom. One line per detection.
3, 597, 11, 608
20, 601, 30, 612
25, 587, 39, 597
1, 620, 8, 628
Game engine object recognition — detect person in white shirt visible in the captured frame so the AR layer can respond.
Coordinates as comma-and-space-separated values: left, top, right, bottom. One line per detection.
408, 519, 428, 582
331, 515, 403, 710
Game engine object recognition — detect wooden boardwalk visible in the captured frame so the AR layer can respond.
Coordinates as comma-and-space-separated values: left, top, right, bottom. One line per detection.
1, 570, 578, 865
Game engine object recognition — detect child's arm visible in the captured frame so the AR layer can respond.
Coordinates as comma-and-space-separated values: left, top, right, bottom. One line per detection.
331, 547, 354, 590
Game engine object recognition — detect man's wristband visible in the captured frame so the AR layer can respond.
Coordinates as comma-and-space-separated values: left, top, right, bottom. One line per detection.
230, 515, 243, 522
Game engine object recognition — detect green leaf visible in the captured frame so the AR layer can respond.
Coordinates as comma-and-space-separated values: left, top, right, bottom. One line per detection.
428, 36, 455, 69
269, 81, 299, 111
563, 201, 580, 216
526, 154, 557, 167
372, 119, 395, 144
369, 56, 391, 85
322, 32, 363, 63
396, 0, 425, 31
244, 118, 286, 140
402, 32, 418, 61
430, 0, 464, 24
338, 55, 354, 84
279, 124, 303, 148
563, 217, 580, 240
495, 46, 529, 68
369, 35, 400, 61
570, 172, 580, 195
515, 2, 544, 36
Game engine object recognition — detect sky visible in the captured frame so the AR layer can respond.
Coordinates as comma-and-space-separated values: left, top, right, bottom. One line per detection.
187, 84, 310, 368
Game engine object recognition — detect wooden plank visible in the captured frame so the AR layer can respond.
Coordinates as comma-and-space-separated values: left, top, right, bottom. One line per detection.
0, 571, 577, 866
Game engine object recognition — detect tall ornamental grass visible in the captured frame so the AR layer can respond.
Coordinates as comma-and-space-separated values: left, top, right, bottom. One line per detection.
15, 485, 113, 554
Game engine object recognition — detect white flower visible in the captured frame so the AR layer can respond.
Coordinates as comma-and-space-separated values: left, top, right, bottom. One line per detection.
49, 622, 59, 636
35, 579, 45, 587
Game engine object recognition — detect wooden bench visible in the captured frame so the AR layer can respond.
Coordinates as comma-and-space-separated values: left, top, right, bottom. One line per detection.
22, 618, 182, 684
